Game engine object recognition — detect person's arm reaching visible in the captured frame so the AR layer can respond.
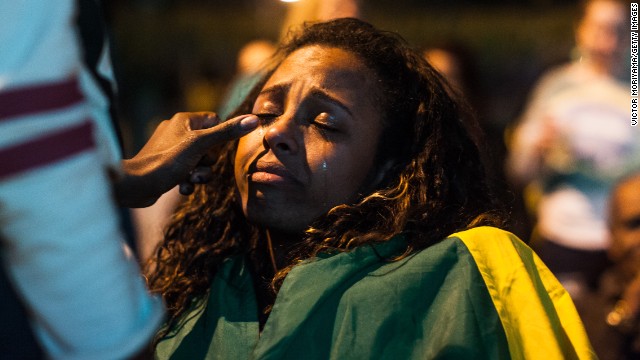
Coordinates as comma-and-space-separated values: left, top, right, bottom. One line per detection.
0, 3, 166, 359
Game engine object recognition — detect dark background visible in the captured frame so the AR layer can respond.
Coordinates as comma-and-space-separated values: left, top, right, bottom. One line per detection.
105, 0, 579, 151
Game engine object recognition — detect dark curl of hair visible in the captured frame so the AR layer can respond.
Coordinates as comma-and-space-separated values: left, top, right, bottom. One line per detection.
146, 18, 506, 336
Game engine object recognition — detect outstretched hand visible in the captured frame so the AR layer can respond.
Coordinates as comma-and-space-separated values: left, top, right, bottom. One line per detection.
115, 112, 258, 208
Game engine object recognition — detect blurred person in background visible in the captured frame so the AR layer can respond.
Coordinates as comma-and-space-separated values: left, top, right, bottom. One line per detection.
506, 0, 639, 301
218, 40, 277, 121
422, 44, 492, 181
579, 173, 640, 360
0, 1, 259, 358
279, 0, 361, 39
423, 44, 476, 99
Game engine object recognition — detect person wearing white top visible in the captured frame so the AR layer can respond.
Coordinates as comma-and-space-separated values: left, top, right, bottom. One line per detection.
0, 2, 258, 358
507, 0, 639, 297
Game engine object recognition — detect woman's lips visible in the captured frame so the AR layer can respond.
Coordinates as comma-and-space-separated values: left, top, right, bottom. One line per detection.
248, 162, 300, 185
249, 171, 289, 184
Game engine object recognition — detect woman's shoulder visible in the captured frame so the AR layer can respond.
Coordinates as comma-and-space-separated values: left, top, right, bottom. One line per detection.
408, 226, 529, 266
447, 225, 520, 243
433, 226, 539, 279
356, 227, 531, 291
445, 226, 526, 254
400, 226, 545, 292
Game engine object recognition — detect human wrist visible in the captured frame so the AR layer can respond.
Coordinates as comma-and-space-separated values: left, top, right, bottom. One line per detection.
114, 159, 158, 208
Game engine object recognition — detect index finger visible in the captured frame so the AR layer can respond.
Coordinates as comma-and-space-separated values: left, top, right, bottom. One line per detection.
193, 114, 259, 150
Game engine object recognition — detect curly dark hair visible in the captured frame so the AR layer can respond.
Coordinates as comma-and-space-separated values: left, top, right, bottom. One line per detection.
146, 18, 505, 337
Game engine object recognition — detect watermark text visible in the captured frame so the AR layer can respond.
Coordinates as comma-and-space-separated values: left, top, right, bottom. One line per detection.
632, 4, 639, 126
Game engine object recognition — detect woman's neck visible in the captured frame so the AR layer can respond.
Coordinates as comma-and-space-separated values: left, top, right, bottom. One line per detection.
246, 228, 304, 330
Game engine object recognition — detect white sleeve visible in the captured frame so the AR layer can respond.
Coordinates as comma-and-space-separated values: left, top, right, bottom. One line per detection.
0, 2, 165, 359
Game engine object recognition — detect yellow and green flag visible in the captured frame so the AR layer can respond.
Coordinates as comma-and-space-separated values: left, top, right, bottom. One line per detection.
157, 227, 595, 360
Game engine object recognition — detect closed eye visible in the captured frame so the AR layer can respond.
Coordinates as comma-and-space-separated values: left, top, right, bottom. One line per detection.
312, 121, 338, 132
312, 112, 339, 132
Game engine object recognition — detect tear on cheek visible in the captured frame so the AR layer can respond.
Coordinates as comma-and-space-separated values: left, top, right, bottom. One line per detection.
320, 142, 329, 208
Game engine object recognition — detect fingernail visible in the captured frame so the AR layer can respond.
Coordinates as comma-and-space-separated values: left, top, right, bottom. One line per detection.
240, 115, 259, 130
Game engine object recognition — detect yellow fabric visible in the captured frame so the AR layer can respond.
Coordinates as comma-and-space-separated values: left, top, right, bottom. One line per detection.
453, 226, 597, 360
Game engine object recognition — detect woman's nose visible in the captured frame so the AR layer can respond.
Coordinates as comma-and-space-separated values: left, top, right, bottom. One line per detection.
263, 117, 299, 154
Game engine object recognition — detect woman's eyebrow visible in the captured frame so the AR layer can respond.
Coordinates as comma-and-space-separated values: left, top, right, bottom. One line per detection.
309, 88, 353, 117
258, 84, 353, 117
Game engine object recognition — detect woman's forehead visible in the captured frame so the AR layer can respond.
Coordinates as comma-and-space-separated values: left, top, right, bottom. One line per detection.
260, 45, 379, 104
271, 46, 371, 83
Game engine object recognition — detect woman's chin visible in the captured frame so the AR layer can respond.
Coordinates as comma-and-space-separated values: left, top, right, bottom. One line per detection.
244, 206, 309, 235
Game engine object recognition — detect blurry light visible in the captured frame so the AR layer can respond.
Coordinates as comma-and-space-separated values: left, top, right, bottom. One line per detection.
280, 0, 300, 2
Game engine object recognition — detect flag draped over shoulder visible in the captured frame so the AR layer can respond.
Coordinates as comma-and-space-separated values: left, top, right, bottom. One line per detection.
156, 227, 596, 360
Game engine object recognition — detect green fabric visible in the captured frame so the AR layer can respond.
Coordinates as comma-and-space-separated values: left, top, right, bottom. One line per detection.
155, 256, 259, 359
156, 233, 512, 359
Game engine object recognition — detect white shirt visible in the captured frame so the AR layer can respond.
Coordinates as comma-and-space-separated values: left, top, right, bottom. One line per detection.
508, 62, 640, 250
0, 2, 164, 359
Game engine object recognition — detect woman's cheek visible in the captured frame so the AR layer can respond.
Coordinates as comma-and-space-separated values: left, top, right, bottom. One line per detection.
234, 138, 253, 185
236, 133, 261, 164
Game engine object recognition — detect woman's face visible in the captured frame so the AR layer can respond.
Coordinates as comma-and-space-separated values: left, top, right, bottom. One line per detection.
234, 45, 384, 233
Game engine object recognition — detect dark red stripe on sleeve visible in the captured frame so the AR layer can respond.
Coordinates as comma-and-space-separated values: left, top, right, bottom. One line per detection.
0, 121, 95, 179
0, 78, 84, 121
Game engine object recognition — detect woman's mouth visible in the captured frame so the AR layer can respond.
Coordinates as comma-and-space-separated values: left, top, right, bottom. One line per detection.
248, 162, 300, 186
